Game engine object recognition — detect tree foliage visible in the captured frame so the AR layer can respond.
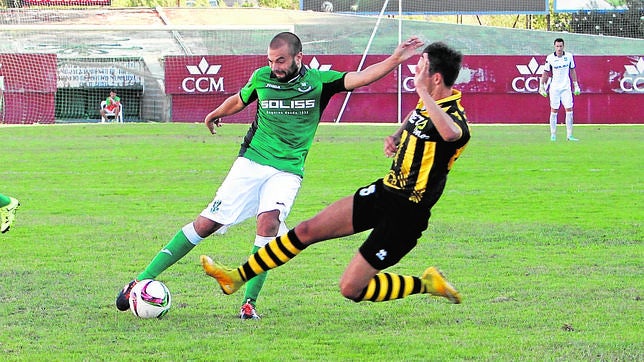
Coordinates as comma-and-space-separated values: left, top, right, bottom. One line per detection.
257, 0, 297, 9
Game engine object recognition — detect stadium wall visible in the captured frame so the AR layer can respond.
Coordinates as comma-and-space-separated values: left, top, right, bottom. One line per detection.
1, 53, 642, 124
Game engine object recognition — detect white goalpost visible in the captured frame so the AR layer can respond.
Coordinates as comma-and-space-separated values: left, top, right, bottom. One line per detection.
335, 0, 403, 124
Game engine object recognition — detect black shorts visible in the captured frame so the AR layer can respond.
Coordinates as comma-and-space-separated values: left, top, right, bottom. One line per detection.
353, 179, 432, 270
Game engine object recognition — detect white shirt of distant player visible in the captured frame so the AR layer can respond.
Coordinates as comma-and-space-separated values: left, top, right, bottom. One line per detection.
544, 52, 576, 90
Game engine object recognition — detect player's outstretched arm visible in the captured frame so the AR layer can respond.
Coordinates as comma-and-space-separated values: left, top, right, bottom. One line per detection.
344, 36, 424, 91
204, 93, 246, 135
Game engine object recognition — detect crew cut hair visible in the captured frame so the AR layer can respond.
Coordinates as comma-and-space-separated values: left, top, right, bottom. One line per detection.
270, 32, 303, 56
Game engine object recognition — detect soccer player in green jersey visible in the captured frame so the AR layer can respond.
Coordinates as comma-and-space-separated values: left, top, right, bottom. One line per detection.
115, 32, 424, 319
201, 42, 469, 307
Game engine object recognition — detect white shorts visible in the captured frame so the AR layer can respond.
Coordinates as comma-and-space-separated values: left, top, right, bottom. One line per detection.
549, 87, 573, 110
200, 157, 302, 234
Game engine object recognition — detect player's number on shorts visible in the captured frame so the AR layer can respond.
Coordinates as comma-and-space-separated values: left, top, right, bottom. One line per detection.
359, 184, 377, 197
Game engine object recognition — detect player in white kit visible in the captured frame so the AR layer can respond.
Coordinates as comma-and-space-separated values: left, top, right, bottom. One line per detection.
539, 38, 581, 141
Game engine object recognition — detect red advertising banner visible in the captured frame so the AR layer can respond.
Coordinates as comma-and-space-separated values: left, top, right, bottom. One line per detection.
165, 54, 643, 124
451, 55, 643, 124
166, 55, 264, 124
164, 54, 399, 124
0, 53, 57, 124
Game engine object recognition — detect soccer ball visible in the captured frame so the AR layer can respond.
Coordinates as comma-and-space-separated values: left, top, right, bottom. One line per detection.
128, 279, 172, 319
321, 1, 333, 12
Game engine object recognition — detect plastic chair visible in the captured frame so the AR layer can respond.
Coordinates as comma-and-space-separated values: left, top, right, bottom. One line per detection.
100, 100, 124, 123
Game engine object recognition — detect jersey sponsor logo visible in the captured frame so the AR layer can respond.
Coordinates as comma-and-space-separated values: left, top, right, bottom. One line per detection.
260, 99, 316, 109
408, 112, 431, 139
512, 57, 545, 93
551, 63, 570, 70
182, 57, 224, 93
618, 57, 644, 93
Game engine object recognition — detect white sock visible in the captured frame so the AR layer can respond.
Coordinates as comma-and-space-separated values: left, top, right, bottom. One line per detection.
182, 223, 204, 245
278, 221, 289, 236
565, 112, 574, 138
254, 235, 274, 248
549, 113, 558, 135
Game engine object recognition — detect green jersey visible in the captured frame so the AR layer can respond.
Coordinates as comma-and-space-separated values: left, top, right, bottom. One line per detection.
238, 66, 347, 177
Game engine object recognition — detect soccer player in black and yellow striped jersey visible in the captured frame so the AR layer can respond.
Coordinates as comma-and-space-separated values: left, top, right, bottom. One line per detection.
201, 41, 470, 305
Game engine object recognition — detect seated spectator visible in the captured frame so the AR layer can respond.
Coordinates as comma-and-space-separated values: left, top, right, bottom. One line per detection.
100, 89, 121, 122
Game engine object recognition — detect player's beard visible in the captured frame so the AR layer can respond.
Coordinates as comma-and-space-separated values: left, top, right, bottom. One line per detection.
272, 59, 300, 83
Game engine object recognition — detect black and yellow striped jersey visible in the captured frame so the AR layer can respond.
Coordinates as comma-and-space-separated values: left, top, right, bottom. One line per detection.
383, 90, 470, 207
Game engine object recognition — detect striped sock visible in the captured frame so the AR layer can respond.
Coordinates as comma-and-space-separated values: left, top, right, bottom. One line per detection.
356, 273, 423, 302
237, 229, 307, 282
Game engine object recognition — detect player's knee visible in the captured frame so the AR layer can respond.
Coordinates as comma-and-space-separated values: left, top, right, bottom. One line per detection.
338, 278, 364, 301
294, 219, 316, 245
192, 217, 221, 238
257, 210, 281, 236
339, 283, 362, 301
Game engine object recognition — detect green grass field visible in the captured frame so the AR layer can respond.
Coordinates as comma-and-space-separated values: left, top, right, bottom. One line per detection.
0, 123, 641, 361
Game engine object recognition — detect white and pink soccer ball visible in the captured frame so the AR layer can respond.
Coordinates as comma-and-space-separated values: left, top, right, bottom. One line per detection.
128, 279, 171, 319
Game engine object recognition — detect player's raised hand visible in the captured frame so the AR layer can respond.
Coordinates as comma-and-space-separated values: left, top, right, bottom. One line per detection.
414, 53, 430, 93
204, 116, 222, 135
394, 36, 425, 62
384, 135, 399, 157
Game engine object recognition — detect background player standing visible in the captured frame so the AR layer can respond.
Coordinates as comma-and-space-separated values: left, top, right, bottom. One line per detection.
539, 38, 581, 141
